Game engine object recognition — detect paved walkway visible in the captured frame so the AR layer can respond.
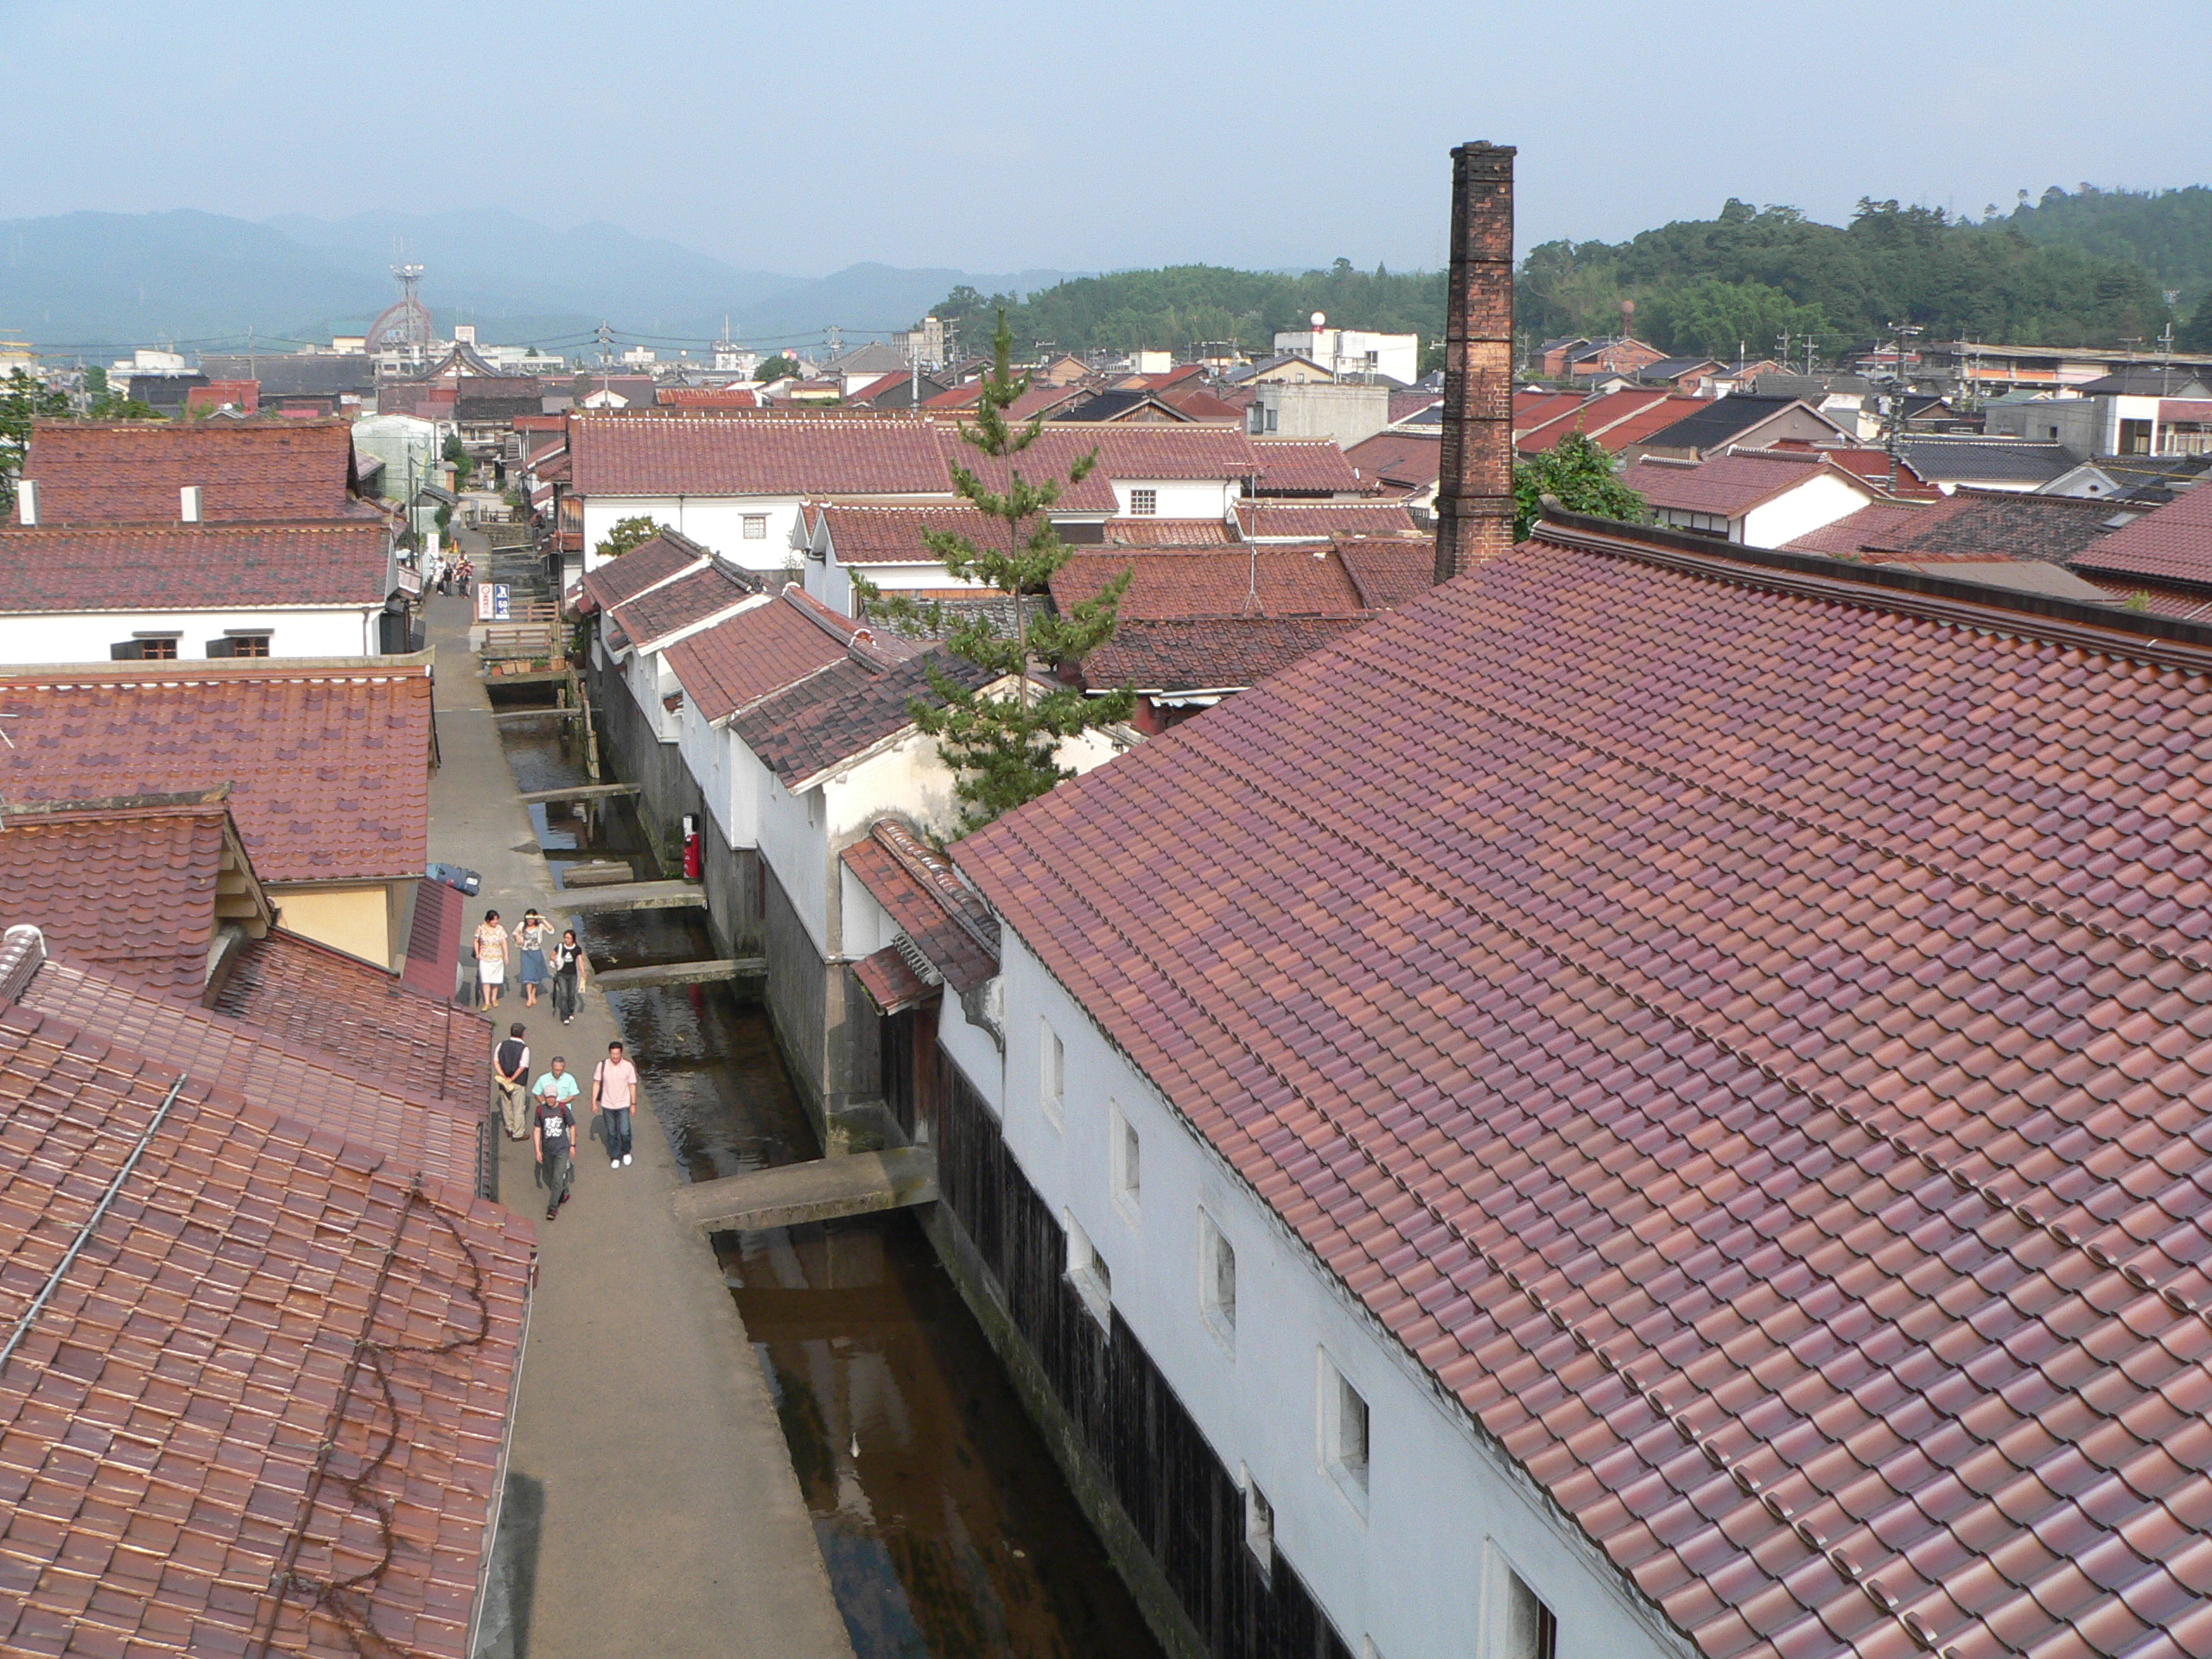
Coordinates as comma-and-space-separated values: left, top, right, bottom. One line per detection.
428, 569, 854, 1659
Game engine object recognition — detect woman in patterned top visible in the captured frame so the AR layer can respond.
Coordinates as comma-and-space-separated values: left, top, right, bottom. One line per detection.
516, 908, 553, 1008
474, 909, 512, 1012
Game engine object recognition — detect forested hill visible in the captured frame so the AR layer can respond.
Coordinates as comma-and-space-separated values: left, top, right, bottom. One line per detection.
935, 187, 2209, 366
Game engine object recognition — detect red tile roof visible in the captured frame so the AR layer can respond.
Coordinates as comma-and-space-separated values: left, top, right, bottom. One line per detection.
1236, 500, 1421, 541
1797, 443, 1942, 499
1103, 518, 1236, 546
1516, 391, 1701, 455
1083, 615, 1372, 693
604, 563, 759, 652
575, 529, 710, 613
0, 660, 432, 884
1249, 438, 1363, 494
2070, 482, 2212, 588
664, 587, 862, 723
1859, 488, 2118, 566
851, 944, 931, 1014
1343, 429, 1442, 493
0, 791, 264, 1002
1336, 538, 1435, 609
1780, 500, 1929, 556
1050, 550, 1367, 620
656, 386, 762, 407
0, 522, 391, 613
0, 993, 529, 1659
1624, 448, 1874, 517
18, 953, 483, 1192
840, 820, 999, 992
731, 648, 994, 788
956, 521, 2212, 1659
1076, 423, 1262, 481
212, 926, 494, 1109
815, 503, 1004, 566
21, 418, 373, 525
571, 412, 952, 496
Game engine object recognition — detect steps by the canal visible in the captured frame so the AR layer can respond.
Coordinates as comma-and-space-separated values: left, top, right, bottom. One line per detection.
671, 1147, 938, 1233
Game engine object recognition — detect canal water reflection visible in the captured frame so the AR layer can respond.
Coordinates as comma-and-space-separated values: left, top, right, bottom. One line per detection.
498, 713, 1163, 1659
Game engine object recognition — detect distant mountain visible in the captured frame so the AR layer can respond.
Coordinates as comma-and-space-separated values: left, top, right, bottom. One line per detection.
0, 207, 1084, 357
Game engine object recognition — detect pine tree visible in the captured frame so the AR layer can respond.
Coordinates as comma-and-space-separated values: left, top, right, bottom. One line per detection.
854, 311, 1135, 835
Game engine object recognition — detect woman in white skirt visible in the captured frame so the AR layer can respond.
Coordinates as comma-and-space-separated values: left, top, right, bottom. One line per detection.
474, 909, 512, 1012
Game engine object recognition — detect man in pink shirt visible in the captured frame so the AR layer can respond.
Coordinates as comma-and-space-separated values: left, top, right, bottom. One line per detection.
594, 1039, 641, 1168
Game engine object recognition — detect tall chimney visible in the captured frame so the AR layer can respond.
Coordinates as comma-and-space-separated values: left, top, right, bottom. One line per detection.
1435, 141, 1516, 585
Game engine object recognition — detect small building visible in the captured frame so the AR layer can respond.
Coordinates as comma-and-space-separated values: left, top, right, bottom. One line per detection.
1621, 393, 1854, 461
1270, 326, 1420, 386
1623, 448, 1882, 548
1243, 380, 1391, 449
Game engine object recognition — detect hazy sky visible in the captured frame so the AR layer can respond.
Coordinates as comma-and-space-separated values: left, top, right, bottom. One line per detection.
6, 0, 2210, 276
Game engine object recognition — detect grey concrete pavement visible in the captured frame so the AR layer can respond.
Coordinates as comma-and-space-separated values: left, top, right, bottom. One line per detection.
428, 569, 854, 1659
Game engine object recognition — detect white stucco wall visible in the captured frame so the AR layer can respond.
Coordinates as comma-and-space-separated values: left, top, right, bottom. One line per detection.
1739, 473, 1877, 550
0, 605, 387, 664
964, 931, 1687, 1659
582, 494, 807, 575
1109, 478, 1242, 521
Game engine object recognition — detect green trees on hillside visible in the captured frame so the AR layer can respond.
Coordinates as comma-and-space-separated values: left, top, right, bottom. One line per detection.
2003, 184, 2212, 306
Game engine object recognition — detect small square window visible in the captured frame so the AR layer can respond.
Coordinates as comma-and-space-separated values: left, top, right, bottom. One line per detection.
743, 514, 768, 539
1039, 1019, 1064, 1127
1065, 1210, 1110, 1329
1198, 1210, 1236, 1350
113, 634, 181, 661
1110, 1106, 1140, 1219
1243, 1472, 1273, 1575
1128, 487, 1158, 517
1319, 1351, 1369, 1516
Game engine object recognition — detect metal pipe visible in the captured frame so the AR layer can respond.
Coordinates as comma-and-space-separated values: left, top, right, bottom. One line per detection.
0, 1074, 188, 1374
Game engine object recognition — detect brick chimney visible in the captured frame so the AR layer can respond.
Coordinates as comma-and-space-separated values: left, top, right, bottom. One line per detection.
1434, 141, 1516, 585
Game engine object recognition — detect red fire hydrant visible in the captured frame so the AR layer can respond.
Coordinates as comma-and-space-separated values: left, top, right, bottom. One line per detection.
682, 814, 702, 881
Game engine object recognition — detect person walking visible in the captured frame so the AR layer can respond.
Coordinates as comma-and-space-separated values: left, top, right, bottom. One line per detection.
474, 909, 512, 1012
593, 1039, 641, 1169
517, 908, 553, 1009
531, 1057, 581, 1219
550, 927, 588, 1024
493, 1022, 531, 1141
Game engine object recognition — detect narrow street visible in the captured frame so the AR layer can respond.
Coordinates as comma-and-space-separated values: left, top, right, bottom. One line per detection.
428, 540, 853, 1659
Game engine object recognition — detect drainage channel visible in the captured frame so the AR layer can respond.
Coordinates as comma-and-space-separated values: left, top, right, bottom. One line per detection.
497, 710, 1166, 1659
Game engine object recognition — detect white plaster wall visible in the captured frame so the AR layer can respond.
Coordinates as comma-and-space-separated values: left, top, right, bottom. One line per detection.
937, 968, 1003, 1114
1109, 478, 1242, 521
0, 606, 385, 664
820, 553, 999, 618
983, 931, 1687, 1659
1741, 474, 1875, 550
582, 494, 807, 574
677, 696, 733, 844
753, 758, 831, 957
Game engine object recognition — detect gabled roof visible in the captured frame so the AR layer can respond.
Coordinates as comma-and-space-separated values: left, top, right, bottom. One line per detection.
1779, 500, 1929, 557
1855, 487, 2120, 566
812, 503, 1001, 567
0, 791, 270, 1001
823, 341, 912, 376
1057, 388, 1195, 423
0, 522, 391, 613
1343, 428, 1443, 493
0, 981, 529, 1659
730, 647, 994, 789
2069, 480, 2212, 588
1103, 517, 1236, 546
1800, 444, 1941, 498
956, 516, 2212, 1659
17, 952, 483, 1192
1516, 390, 1701, 456
604, 562, 760, 654
1236, 500, 1421, 541
1335, 538, 1435, 609
1082, 615, 1372, 694
1249, 437, 1362, 494
1897, 435, 2076, 486
664, 586, 869, 724
2079, 368, 2212, 397
570, 411, 951, 497
1631, 393, 1842, 456
840, 819, 999, 993
21, 418, 372, 524
211, 925, 495, 1109
1623, 449, 1878, 518
0, 659, 432, 885
1050, 550, 1367, 620
575, 526, 712, 613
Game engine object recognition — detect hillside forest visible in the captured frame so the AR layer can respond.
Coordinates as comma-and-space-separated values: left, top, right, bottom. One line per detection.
931, 186, 2212, 370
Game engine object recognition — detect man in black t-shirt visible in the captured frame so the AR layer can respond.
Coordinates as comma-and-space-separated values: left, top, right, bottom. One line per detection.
531, 1058, 580, 1221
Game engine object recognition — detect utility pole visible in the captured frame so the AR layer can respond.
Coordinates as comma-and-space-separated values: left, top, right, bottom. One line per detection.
595, 321, 612, 404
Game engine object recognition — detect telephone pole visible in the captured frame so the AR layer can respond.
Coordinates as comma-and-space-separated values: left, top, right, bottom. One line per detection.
1884, 321, 1923, 496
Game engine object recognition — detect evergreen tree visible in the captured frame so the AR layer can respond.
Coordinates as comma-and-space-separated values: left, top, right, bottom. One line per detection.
853, 311, 1135, 835
1514, 433, 1648, 540
0, 368, 69, 514
594, 515, 662, 560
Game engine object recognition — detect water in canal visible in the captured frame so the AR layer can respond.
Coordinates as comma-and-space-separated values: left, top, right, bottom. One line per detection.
498, 710, 1164, 1659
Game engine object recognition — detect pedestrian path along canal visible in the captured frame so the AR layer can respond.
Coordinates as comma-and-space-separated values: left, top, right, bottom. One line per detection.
499, 713, 1164, 1658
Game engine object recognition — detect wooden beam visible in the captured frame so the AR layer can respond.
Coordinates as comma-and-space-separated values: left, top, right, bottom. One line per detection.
669, 1148, 938, 1233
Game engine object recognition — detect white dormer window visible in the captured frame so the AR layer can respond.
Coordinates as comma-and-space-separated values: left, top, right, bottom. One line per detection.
1129, 488, 1157, 517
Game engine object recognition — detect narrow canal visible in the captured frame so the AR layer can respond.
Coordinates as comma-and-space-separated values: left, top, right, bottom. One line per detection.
498, 711, 1164, 1659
